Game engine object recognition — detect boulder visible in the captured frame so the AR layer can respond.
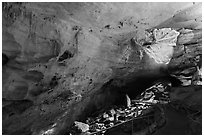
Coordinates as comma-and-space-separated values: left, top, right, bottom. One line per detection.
74, 121, 89, 133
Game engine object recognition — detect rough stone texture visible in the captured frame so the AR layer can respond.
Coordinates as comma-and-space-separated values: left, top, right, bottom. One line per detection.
73, 121, 89, 133
168, 29, 202, 86
2, 2, 202, 135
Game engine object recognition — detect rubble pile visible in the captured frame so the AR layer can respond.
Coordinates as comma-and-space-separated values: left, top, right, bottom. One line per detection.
69, 80, 171, 135
138, 80, 171, 104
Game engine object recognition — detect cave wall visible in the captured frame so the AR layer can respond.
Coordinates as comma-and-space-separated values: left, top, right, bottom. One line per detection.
2, 2, 201, 134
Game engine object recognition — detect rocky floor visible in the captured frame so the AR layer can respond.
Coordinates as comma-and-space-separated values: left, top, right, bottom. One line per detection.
68, 80, 171, 135
68, 75, 202, 135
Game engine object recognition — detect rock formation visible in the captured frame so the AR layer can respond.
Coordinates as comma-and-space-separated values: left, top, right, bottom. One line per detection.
2, 2, 202, 134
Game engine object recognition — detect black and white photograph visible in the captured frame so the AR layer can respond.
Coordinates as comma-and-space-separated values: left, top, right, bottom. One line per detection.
1, 1, 202, 135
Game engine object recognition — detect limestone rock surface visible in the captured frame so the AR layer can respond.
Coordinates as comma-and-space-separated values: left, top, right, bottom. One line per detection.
2, 2, 202, 135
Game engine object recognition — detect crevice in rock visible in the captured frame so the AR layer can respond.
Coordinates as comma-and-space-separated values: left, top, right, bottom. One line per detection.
58, 50, 74, 62
2, 53, 9, 65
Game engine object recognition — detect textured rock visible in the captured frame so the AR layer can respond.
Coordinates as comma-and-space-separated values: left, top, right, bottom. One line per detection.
73, 121, 89, 133
168, 29, 202, 86
144, 28, 180, 64
126, 94, 131, 108
2, 2, 202, 135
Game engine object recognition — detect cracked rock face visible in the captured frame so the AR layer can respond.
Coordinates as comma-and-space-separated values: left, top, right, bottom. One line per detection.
2, 2, 202, 135
144, 28, 180, 64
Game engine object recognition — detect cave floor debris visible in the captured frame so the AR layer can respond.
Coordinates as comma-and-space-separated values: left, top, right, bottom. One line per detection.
69, 80, 171, 135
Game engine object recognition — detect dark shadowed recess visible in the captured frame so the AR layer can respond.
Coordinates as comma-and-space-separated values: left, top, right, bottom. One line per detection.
64, 73, 182, 134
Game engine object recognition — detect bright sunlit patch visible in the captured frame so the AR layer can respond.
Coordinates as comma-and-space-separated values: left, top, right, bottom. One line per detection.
144, 28, 180, 65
